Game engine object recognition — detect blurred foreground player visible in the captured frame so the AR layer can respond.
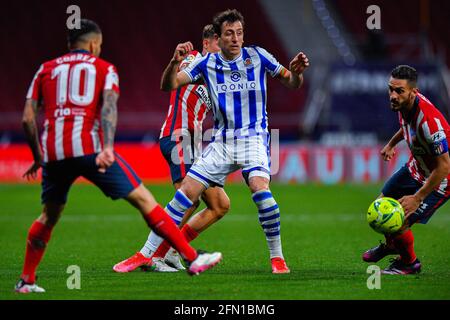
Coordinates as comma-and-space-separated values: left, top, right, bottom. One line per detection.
15, 19, 222, 293
362, 65, 450, 274
113, 25, 230, 273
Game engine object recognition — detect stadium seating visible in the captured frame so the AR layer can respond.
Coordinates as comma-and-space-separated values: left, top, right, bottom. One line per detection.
332, 0, 450, 65
1, 0, 307, 140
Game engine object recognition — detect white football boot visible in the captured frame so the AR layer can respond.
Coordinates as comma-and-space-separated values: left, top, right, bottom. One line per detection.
164, 248, 186, 270
187, 251, 222, 276
15, 279, 45, 293
151, 257, 179, 272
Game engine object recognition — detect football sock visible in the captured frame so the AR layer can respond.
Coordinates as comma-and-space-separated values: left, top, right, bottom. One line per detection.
392, 229, 417, 264
21, 220, 54, 284
252, 190, 284, 259
143, 204, 196, 262
154, 224, 199, 258
140, 232, 159, 258
153, 239, 172, 258
140, 190, 193, 258
384, 234, 396, 249
181, 224, 200, 243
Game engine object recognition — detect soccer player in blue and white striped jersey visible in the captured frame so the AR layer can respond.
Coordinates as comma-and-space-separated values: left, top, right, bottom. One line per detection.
161, 9, 309, 273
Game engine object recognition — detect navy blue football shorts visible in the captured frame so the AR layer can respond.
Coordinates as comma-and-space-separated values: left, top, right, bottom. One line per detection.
159, 135, 195, 184
382, 165, 449, 225
41, 152, 142, 204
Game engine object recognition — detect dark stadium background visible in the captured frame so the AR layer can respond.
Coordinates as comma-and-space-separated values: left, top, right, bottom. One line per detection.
0, 0, 449, 183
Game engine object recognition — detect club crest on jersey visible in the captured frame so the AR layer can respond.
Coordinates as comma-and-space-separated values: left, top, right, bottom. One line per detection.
244, 58, 253, 67
185, 54, 195, 62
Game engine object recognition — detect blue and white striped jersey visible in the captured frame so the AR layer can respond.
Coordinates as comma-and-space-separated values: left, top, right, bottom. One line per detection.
182, 46, 283, 139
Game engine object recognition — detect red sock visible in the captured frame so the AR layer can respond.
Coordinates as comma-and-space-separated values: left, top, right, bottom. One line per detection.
21, 220, 53, 283
181, 224, 199, 242
392, 229, 417, 264
384, 234, 395, 249
154, 224, 200, 258
144, 205, 197, 262
153, 241, 171, 258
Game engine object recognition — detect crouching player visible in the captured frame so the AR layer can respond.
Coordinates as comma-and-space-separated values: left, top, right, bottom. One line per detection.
362, 65, 450, 274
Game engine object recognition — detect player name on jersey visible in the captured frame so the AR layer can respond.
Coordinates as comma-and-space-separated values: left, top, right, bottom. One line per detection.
27, 50, 119, 162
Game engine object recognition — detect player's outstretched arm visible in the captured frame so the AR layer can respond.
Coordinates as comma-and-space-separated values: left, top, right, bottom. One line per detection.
400, 153, 450, 216
22, 99, 43, 180
161, 42, 194, 91
277, 52, 310, 89
96, 90, 119, 172
380, 128, 404, 161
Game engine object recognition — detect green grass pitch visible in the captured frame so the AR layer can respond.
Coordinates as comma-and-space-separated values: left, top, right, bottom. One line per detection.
1, 183, 449, 300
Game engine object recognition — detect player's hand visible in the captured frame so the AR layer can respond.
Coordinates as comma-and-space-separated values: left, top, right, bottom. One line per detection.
398, 195, 421, 217
172, 42, 193, 63
289, 52, 309, 75
95, 148, 115, 173
380, 144, 395, 161
23, 161, 42, 180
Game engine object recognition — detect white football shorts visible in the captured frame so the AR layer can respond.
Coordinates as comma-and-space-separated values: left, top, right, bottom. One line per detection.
187, 134, 271, 188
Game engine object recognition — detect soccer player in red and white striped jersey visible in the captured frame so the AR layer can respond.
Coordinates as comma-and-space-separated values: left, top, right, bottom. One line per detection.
362, 65, 450, 275
26, 41, 119, 162
16, 19, 222, 293
113, 25, 230, 273
399, 92, 450, 195
159, 50, 210, 140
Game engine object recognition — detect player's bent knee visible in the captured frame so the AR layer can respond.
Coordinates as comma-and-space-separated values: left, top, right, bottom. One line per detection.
248, 177, 270, 194
179, 176, 205, 202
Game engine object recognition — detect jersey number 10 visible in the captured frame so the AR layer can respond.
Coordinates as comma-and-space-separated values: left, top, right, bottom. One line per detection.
52, 63, 96, 106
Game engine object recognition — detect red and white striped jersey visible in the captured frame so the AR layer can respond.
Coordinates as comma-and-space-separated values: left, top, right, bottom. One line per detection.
399, 93, 450, 195
27, 50, 120, 163
159, 51, 212, 139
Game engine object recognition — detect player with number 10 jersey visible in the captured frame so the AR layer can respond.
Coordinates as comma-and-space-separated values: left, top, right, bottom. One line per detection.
27, 48, 119, 162
16, 19, 222, 294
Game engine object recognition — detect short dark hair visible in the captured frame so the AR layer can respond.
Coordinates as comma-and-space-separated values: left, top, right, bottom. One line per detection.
391, 65, 418, 87
67, 19, 102, 47
202, 24, 215, 40
212, 9, 244, 36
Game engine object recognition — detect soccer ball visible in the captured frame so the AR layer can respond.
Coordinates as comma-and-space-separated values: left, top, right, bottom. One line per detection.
367, 197, 405, 234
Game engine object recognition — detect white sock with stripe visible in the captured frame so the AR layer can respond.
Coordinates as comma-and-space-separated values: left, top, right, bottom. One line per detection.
252, 189, 284, 259
140, 190, 193, 257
